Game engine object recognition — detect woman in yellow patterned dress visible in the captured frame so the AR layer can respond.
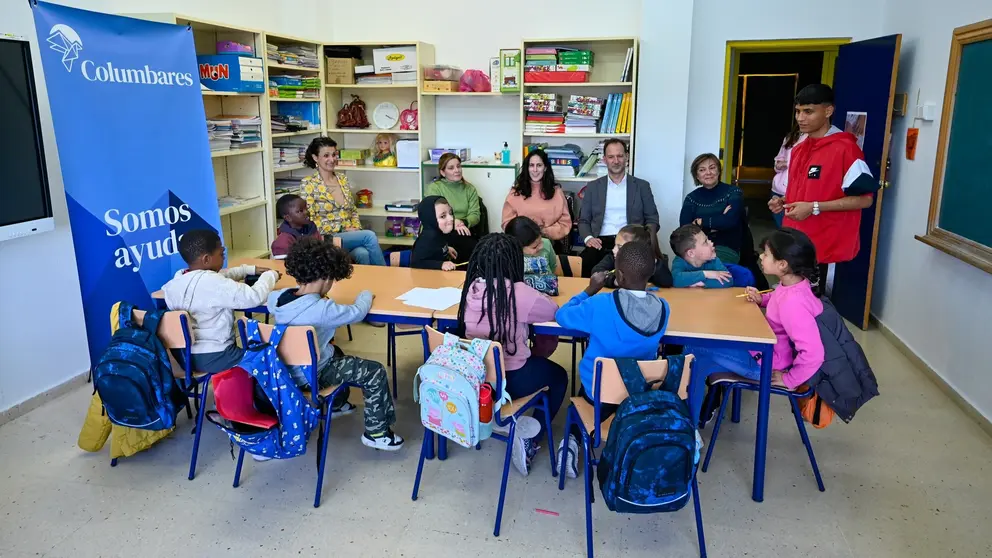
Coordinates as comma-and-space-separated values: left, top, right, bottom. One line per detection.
299, 137, 385, 266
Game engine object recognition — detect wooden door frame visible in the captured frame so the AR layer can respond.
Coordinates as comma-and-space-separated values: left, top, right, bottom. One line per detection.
719, 38, 852, 183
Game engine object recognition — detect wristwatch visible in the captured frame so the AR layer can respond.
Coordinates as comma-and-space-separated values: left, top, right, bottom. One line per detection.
812, 201, 821, 216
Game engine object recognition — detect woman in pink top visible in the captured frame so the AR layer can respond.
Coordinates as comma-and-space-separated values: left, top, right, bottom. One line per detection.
457, 233, 567, 476
501, 149, 572, 241
685, 228, 824, 390
771, 128, 806, 228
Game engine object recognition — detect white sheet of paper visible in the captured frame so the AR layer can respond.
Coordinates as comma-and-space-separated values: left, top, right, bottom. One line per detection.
396, 287, 462, 311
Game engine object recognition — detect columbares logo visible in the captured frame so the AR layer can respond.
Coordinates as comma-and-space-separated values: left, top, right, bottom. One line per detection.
45, 23, 195, 87
47, 24, 82, 71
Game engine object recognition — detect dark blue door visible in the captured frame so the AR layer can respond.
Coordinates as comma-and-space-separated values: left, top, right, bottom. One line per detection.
830, 35, 901, 329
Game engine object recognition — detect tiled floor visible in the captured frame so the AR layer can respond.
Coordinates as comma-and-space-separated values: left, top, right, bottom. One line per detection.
1, 324, 990, 557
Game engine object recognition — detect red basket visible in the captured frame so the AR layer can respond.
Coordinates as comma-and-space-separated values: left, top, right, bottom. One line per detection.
524, 71, 590, 83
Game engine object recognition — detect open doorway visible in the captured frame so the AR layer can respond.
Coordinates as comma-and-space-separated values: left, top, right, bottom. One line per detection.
719, 39, 850, 239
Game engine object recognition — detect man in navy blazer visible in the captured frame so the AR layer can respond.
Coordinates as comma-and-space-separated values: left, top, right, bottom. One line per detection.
578, 139, 660, 276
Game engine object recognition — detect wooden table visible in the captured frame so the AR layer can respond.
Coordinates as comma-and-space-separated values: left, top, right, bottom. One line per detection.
435, 278, 778, 503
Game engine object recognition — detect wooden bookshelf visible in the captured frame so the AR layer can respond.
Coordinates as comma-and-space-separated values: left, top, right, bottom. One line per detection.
520, 37, 640, 178
323, 41, 435, 246
133, 13, 274, 260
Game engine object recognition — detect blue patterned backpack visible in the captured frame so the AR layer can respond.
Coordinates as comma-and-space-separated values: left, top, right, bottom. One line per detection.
206, 321, 320, 459
597, 355, 701, 513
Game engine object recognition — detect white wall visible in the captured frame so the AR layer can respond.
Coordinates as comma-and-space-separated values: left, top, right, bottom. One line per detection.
0, 0, 328, 412
329, 0, 641, 160
682, 0, 885, 196
871, 0, 991, 421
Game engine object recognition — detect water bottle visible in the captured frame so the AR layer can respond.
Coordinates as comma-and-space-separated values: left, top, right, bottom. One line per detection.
501, 142, 511, 165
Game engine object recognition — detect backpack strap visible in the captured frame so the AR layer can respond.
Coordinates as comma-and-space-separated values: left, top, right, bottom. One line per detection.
267, 324, 287, 348
116, 301, 136, 331
660, 355, 685, 394
558, 254, 573, 277
615, 358, 649, 396
468, 338, 492, 358
141, 308, 167, 337
243, 319, 267, 349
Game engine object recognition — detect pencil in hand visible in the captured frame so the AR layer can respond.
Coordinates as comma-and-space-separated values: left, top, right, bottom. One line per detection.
736, 288, 773, 298
454, 261, 469, 267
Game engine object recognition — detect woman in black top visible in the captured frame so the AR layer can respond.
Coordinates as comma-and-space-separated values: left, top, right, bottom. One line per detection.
680, 153, 745, 264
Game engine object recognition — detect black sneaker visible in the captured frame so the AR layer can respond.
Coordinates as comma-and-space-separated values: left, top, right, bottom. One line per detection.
361, 430, 404, 451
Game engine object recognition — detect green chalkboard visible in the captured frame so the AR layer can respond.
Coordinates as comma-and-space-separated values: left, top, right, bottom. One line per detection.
937, 39, 992, 248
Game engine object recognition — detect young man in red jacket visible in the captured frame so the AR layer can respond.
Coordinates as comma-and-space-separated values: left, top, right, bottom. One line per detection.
768, 84, 878, 295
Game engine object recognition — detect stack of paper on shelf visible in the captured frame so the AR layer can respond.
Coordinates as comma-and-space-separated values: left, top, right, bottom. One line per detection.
272, 142, 306, 167
269, 75, 321, 99
206, 119, 232, 151
275, 178, 303, 196
267, 43, 319, 68
217, 195, 262, 210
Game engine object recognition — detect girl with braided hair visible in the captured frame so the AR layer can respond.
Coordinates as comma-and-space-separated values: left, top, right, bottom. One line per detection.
458, 233, 568, 476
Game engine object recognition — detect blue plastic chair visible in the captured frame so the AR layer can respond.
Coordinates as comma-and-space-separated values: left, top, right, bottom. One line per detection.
234, 318, 359, 507
700, 372, 825, 492
384, 249, 419, 397
558, 356, 707, 558
411, 327, 558, 537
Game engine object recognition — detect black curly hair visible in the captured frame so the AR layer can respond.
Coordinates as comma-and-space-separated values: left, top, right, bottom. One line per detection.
276, 193, 303, 219
760, 228, 819, 283
456, 233, 525, 356
615, 241, 655, 286
285, 237, 353, 284
512, 149, 558, 201
178, 229, 222, 264
304, 136, 338, 169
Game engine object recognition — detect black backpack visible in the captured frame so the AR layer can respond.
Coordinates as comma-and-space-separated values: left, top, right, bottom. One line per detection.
597, 356, 699, 513
92, 302, 182, 430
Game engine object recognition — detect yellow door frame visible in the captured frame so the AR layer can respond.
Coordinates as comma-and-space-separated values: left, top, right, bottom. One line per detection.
719, 38, 852, 183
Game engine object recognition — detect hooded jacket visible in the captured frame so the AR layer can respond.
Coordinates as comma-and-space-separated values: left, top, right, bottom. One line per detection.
784, 125, 877, 264
808, 297, 879, 422
412, 195, 458, 270
556, 289, 669, 395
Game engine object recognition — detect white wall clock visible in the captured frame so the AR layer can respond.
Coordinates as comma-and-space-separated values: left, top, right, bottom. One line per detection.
373, 101, 399, 129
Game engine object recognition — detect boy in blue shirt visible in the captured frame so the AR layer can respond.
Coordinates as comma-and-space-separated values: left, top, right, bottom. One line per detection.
555, 241, 670, 477
669, 224, 733, 288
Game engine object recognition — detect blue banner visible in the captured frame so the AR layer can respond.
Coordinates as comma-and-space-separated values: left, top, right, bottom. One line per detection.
32, 2, 222, 364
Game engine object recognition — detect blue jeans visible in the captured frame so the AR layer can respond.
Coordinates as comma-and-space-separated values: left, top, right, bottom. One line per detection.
770, 193, 784, 228
335, 230, 385, 266
503, 356, 568, 438
684, 345, 762, 382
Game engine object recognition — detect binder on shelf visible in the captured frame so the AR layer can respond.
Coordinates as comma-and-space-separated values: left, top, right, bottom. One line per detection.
619, 47, 633, 82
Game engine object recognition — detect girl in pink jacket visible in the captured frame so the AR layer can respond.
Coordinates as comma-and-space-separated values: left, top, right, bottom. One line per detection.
685, 228, 824, 390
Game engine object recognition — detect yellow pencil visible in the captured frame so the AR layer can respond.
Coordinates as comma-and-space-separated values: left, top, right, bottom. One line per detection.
454, 261, 469, 267
736, 288, 773, 298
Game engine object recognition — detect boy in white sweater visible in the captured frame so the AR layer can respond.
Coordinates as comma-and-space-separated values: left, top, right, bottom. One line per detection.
163, 229, 280, 374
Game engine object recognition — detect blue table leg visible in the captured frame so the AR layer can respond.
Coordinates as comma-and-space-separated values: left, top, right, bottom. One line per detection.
752, 345, 773, 502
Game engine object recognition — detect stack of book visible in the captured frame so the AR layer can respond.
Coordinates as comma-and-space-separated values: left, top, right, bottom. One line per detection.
269, 75, 321, 99
270, 114, 311, 134
272, 142, 306, 168
266, 43, 319, 69
524, 93, 564, 135
598, 92, 633, 134
206, 119, 232, 151
556, 49, 594, 72
275, 177, 303, 196
337, 149, 369, 167
356, 73, 392, 85
544, 145, 583, 178
228, 115, 261, 149
524, 47, 558, 72
565, 95, 604, 135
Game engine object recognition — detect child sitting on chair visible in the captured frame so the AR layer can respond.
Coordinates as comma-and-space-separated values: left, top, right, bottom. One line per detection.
669, 224, 733, 288
412, 195, 459, 270
163, 229, 280, 373
555, 241, 670, 478
592, 224, 673, 288
271, 194, 320, 258
268, 237, 403, 451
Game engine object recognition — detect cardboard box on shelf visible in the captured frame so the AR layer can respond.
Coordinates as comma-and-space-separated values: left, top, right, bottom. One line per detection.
423, 80, 459, 92
489, 57, 500, 92
326, 57, 359, 85
499, 48, 521, 93
372, 46, 417, 74
429, 148, 470, 163
197, 54, 264, 93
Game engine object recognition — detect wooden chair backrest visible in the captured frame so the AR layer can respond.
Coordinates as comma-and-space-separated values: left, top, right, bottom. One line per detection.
425, 326, 504, 385
594, 355, 695, 405
555, 255, 582, 277
238, 317, 318, 366
133, 308, 191, 349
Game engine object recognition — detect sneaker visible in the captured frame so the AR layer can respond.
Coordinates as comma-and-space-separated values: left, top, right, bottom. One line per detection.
331, 401, 357, 417
557, 435, 579, 479
365, 319, 386, 328
512, 435, 536, 476
251, 453, 272, 462
524, 438, 541, 467
362, 430, 404, 451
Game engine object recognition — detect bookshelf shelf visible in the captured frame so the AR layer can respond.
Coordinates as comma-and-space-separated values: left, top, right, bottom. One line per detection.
524, 81, 633, 88
267, 62, 320, 72
272, 130, 322, 138
268, 97, 321, 102
325, 83, 418, 89
376, 236, 416, 246
211, 146, 265, 158
357, 205, 418, 217
273, 163, 308, 173
219, 197, 268, 216
326, 128, 419, 135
